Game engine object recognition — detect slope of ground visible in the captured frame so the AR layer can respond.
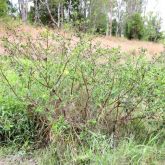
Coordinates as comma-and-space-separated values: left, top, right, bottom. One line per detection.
0, 22, 164, 58
0, 20, 165, 165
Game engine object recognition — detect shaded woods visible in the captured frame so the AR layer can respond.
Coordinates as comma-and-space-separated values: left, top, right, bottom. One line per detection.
5, 0, 164, 41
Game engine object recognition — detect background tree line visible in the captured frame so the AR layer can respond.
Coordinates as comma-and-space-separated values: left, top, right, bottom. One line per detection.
0, 0, 164, 42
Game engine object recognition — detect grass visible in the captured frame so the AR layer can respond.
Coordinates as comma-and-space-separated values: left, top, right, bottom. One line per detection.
0, 18, 164, 57
0, 26, 165, 164
36, 135, 165, 165
0, 136, 164, 164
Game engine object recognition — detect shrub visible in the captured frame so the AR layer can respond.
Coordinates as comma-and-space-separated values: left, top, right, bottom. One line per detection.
124, 13, 144, 40
0, 28, 165, 158
0, 0, 8, 17
112, 19, 118, 36
143, 12, 164, 42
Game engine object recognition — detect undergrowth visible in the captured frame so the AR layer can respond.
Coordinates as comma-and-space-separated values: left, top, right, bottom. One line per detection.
0, 28, 165, 164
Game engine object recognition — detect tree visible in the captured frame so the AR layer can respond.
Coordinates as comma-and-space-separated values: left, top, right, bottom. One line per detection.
143, 12, 163, 42
7, 0, 17, 15
105, 0, 114, 36
114, 0, 125, 36
124, 13, 144, 40
125, 0, 143, 16
18, 0, 28, 22
27, 0, 163, 41
112, 19, 118, 36
0, 0, 8, 17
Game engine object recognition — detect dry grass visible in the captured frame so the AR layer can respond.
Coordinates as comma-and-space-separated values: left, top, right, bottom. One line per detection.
0, 22, 164, 58
95, 36, 164, 58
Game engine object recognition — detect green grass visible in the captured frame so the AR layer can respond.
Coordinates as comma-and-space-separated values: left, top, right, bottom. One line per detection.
36, 135, 165, 165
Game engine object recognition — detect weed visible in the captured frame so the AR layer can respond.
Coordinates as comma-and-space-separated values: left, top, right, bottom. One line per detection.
0, 29, 165, 164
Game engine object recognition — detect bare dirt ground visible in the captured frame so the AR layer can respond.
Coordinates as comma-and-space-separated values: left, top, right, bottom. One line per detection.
0, 156, 36, 165
0, 23, 164, 58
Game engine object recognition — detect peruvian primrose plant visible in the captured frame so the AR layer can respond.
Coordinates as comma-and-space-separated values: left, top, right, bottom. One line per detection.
0, 28, 165, 159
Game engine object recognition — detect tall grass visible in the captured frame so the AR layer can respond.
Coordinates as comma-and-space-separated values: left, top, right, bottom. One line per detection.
36, 134, 165, 165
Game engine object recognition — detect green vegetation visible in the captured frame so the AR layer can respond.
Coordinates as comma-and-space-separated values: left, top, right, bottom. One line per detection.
1, 0, 164, 42
143, 12, 163, 42
124, 13, 144, 40
36, 136, 165, 164
0, 29, 165, 164
124, 12, 163, 42
0, 0, 8, 17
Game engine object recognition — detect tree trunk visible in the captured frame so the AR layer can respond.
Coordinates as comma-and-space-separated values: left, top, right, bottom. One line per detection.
45, 0, 57, 26
18, 0, 28, 22
68, 0, 72, 21
106, 0, 113, 36
61, 4, 64, 27
34, 0, 40, 24
57, 3, 61, 28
